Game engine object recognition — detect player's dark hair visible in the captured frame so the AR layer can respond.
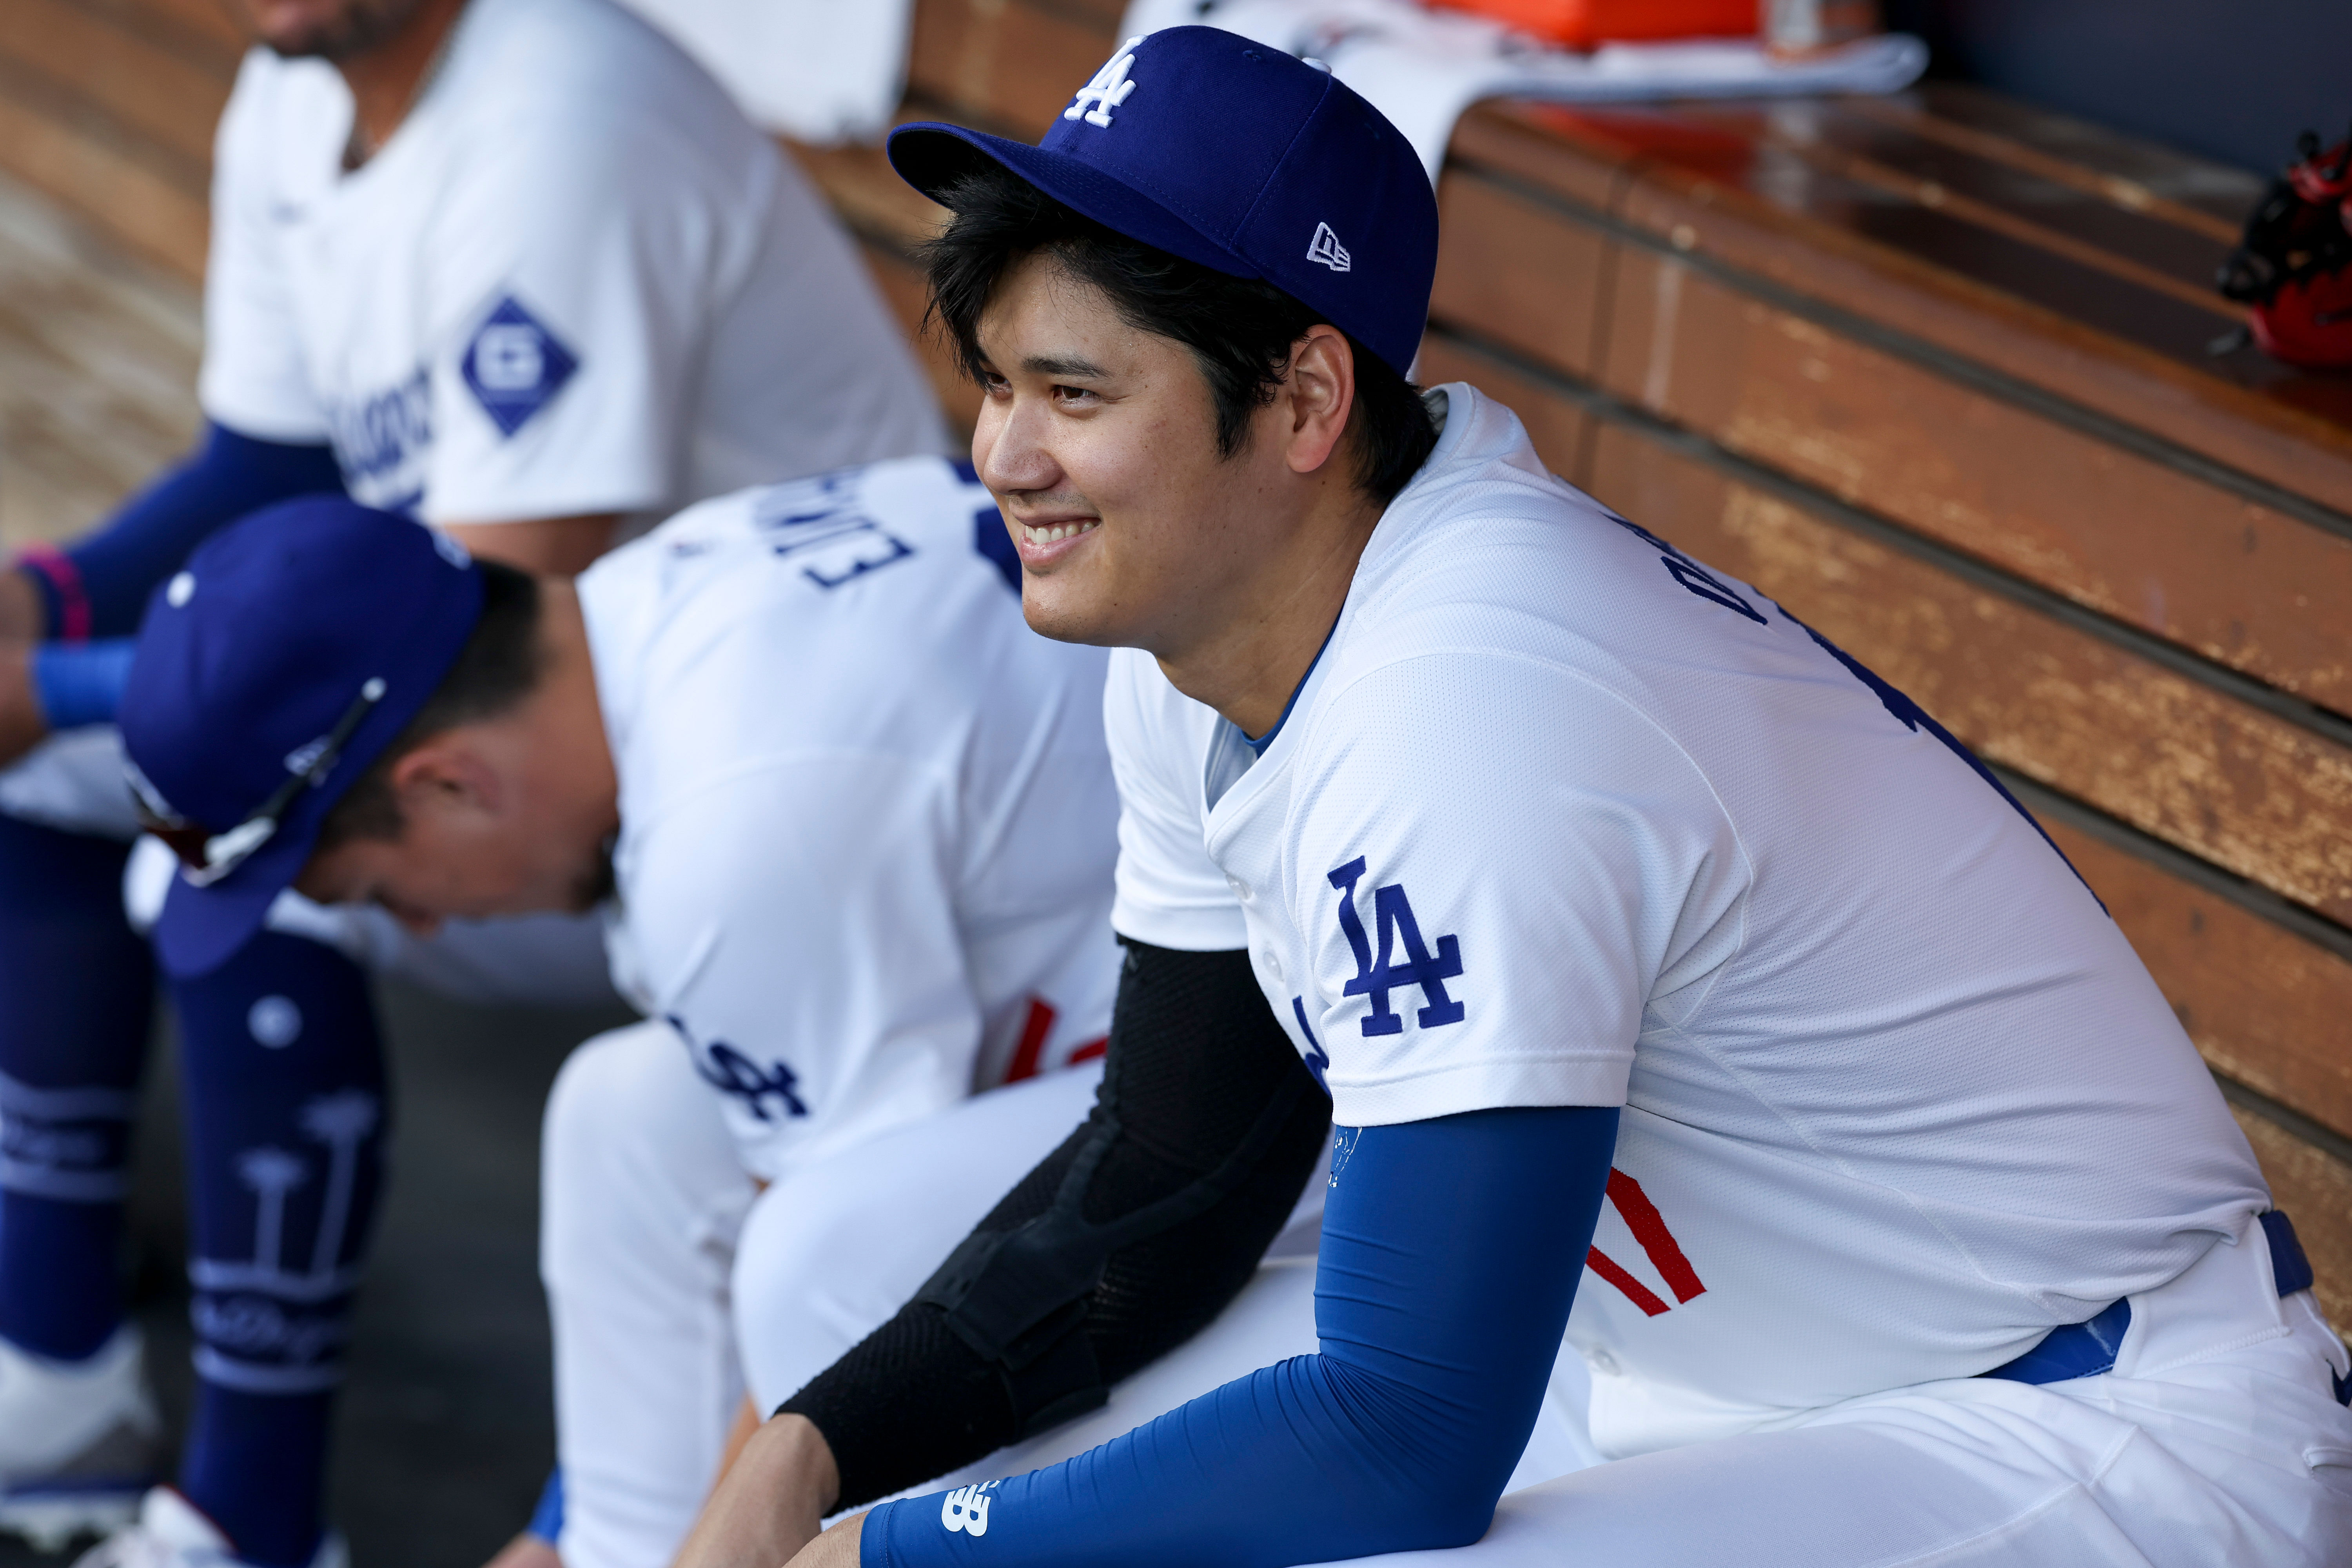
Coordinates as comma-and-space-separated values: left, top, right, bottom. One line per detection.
316, 558, 545, 848
920, 162, 1438, 504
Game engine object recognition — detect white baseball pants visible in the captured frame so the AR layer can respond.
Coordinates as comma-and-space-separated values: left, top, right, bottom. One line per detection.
543, 1022, 1163, 1568
908, 1203, 2352, 1566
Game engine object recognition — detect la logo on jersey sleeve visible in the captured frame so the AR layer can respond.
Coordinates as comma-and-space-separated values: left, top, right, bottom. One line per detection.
461, 294, 580, 437
1327, 855, 1465, 1036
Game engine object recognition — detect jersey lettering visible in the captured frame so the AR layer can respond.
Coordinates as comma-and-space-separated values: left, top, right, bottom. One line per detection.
324, 367, 431, 513
1327, 857, 1465, 1036
940, 1481, 997, 1535
1585, 1167, 1706, 1318
1782, 610, 2105, 913
749, 477, 917, 590
1604, 511, 1768, 624
668, 1014, 808, 1122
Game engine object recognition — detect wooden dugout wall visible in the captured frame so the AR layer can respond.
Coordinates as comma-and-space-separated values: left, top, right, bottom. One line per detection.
6, 0, 2350, 1326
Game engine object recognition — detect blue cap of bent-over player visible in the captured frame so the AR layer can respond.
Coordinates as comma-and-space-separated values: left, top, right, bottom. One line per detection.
116, 497, 485, 980
885, 25, 1439, 378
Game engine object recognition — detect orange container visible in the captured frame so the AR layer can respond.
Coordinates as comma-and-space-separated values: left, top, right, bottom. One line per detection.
1426, 0, 1759, 48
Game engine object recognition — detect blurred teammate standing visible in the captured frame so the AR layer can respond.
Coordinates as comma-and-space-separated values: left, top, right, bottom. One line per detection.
0, 0, 942, 1563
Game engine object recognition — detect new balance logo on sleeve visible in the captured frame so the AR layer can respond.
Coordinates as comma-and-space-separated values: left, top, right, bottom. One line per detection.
940, 1481, 998, 1535
1306, 221, 1353, 272
1067, 38, 1143, 127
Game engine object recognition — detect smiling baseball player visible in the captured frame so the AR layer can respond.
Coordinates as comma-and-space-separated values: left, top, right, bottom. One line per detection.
0, 0, 941, 1560
668, 27, 2352, 1568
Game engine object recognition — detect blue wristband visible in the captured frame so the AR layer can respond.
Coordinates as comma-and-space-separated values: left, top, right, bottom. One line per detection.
29, 639, 136, 730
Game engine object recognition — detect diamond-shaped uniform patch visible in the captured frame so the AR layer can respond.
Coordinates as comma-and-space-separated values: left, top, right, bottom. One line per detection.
460, 296, 580, 438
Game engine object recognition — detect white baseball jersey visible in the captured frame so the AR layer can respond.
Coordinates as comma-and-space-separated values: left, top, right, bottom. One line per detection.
1106, 383, 2270, 1458
579, 456, 1122, 1182
199, 0, 945, 525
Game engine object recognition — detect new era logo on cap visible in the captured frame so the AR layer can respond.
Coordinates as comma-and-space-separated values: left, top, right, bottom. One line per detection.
1307, 222, 1352, 273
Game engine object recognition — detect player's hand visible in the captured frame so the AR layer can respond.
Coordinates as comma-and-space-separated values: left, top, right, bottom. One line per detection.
0, 643, 49, 770
668, 1412, 839, 1568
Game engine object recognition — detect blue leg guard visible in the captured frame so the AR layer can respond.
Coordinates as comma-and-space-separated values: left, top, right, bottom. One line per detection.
0, 815, 153, 1362
172, 929, 388, 1568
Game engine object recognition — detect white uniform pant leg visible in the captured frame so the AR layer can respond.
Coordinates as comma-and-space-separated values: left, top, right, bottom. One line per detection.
1321, 1213, 2352, 1568
541, 1021, 756, 1568
731, 1062, 1106, 1414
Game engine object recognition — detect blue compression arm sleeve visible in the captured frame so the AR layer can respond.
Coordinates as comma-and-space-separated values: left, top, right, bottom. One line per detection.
29, 639, 136, 730
864, 1103, 1620, 1568
16, 422, 344, 640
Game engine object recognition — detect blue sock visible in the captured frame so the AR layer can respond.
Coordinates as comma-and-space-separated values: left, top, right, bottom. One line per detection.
172, 929, 388, 1568
0, 815, 153, 1363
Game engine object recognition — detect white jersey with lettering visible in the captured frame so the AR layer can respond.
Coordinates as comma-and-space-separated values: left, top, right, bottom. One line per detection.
581, 456, 1121, 1182
1104, 382, 2270, 1458
200, 0, 945, 524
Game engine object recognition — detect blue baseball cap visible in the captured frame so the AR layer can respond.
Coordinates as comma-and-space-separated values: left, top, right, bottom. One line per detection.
887, 25, 1438, 377
118, 497, 485, 978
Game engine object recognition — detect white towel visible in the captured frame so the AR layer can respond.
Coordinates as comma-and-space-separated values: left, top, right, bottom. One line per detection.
614, 0, 918, 143
1119, 0, 1928, 177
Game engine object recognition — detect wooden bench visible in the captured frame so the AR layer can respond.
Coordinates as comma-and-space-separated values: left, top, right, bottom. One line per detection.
6, 0, 2347, 1328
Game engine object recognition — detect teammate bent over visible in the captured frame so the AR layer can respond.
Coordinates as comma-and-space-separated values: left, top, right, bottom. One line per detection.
0, 0, 942, 1559
107, 455, 1287, 1568
675, 27, 2352, 1568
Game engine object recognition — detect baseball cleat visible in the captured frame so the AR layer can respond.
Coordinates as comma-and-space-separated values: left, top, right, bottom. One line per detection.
0, 1325, 163, 1550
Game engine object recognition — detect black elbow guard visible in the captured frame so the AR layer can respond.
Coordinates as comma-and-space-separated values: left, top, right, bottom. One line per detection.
781, 939, 1330, 1507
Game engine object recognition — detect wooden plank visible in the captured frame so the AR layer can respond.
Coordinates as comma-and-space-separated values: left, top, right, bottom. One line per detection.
1571, 412, 2352, 925
1900, 84, 2265, 234
0, 0, 236, 177
1431, 172, 1613, 383
1676, 100, 2237, 310
2045, 820, 2352, 1144
0, 91, 207, 280
2234, 1107, 2352, 1334
89, 0, 250, 57
1448, 100, 2352, 522
1569, 238, 2352, 719
905, 0, 1118, 141
0, 171, 202, 549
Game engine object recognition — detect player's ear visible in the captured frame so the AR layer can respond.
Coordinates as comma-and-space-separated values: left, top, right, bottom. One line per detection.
1282, 325, 1357, 478
386, 735, 503, 824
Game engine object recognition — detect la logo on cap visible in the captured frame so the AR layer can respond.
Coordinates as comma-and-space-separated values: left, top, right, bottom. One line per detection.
1066, 36, 1143, 129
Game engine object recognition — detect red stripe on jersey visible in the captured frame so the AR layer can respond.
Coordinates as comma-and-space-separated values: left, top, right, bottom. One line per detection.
1585, 1246, 1671, 1317
1068, 1035, 1108, 1065
1005, 998, 1057, 1083
1606, 1168, 1706, 1304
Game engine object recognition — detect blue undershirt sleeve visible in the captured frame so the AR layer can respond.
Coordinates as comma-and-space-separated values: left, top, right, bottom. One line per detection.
862, 1103, 1619, 1568
16, 422, 344, 640
29, 640, 137, 730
